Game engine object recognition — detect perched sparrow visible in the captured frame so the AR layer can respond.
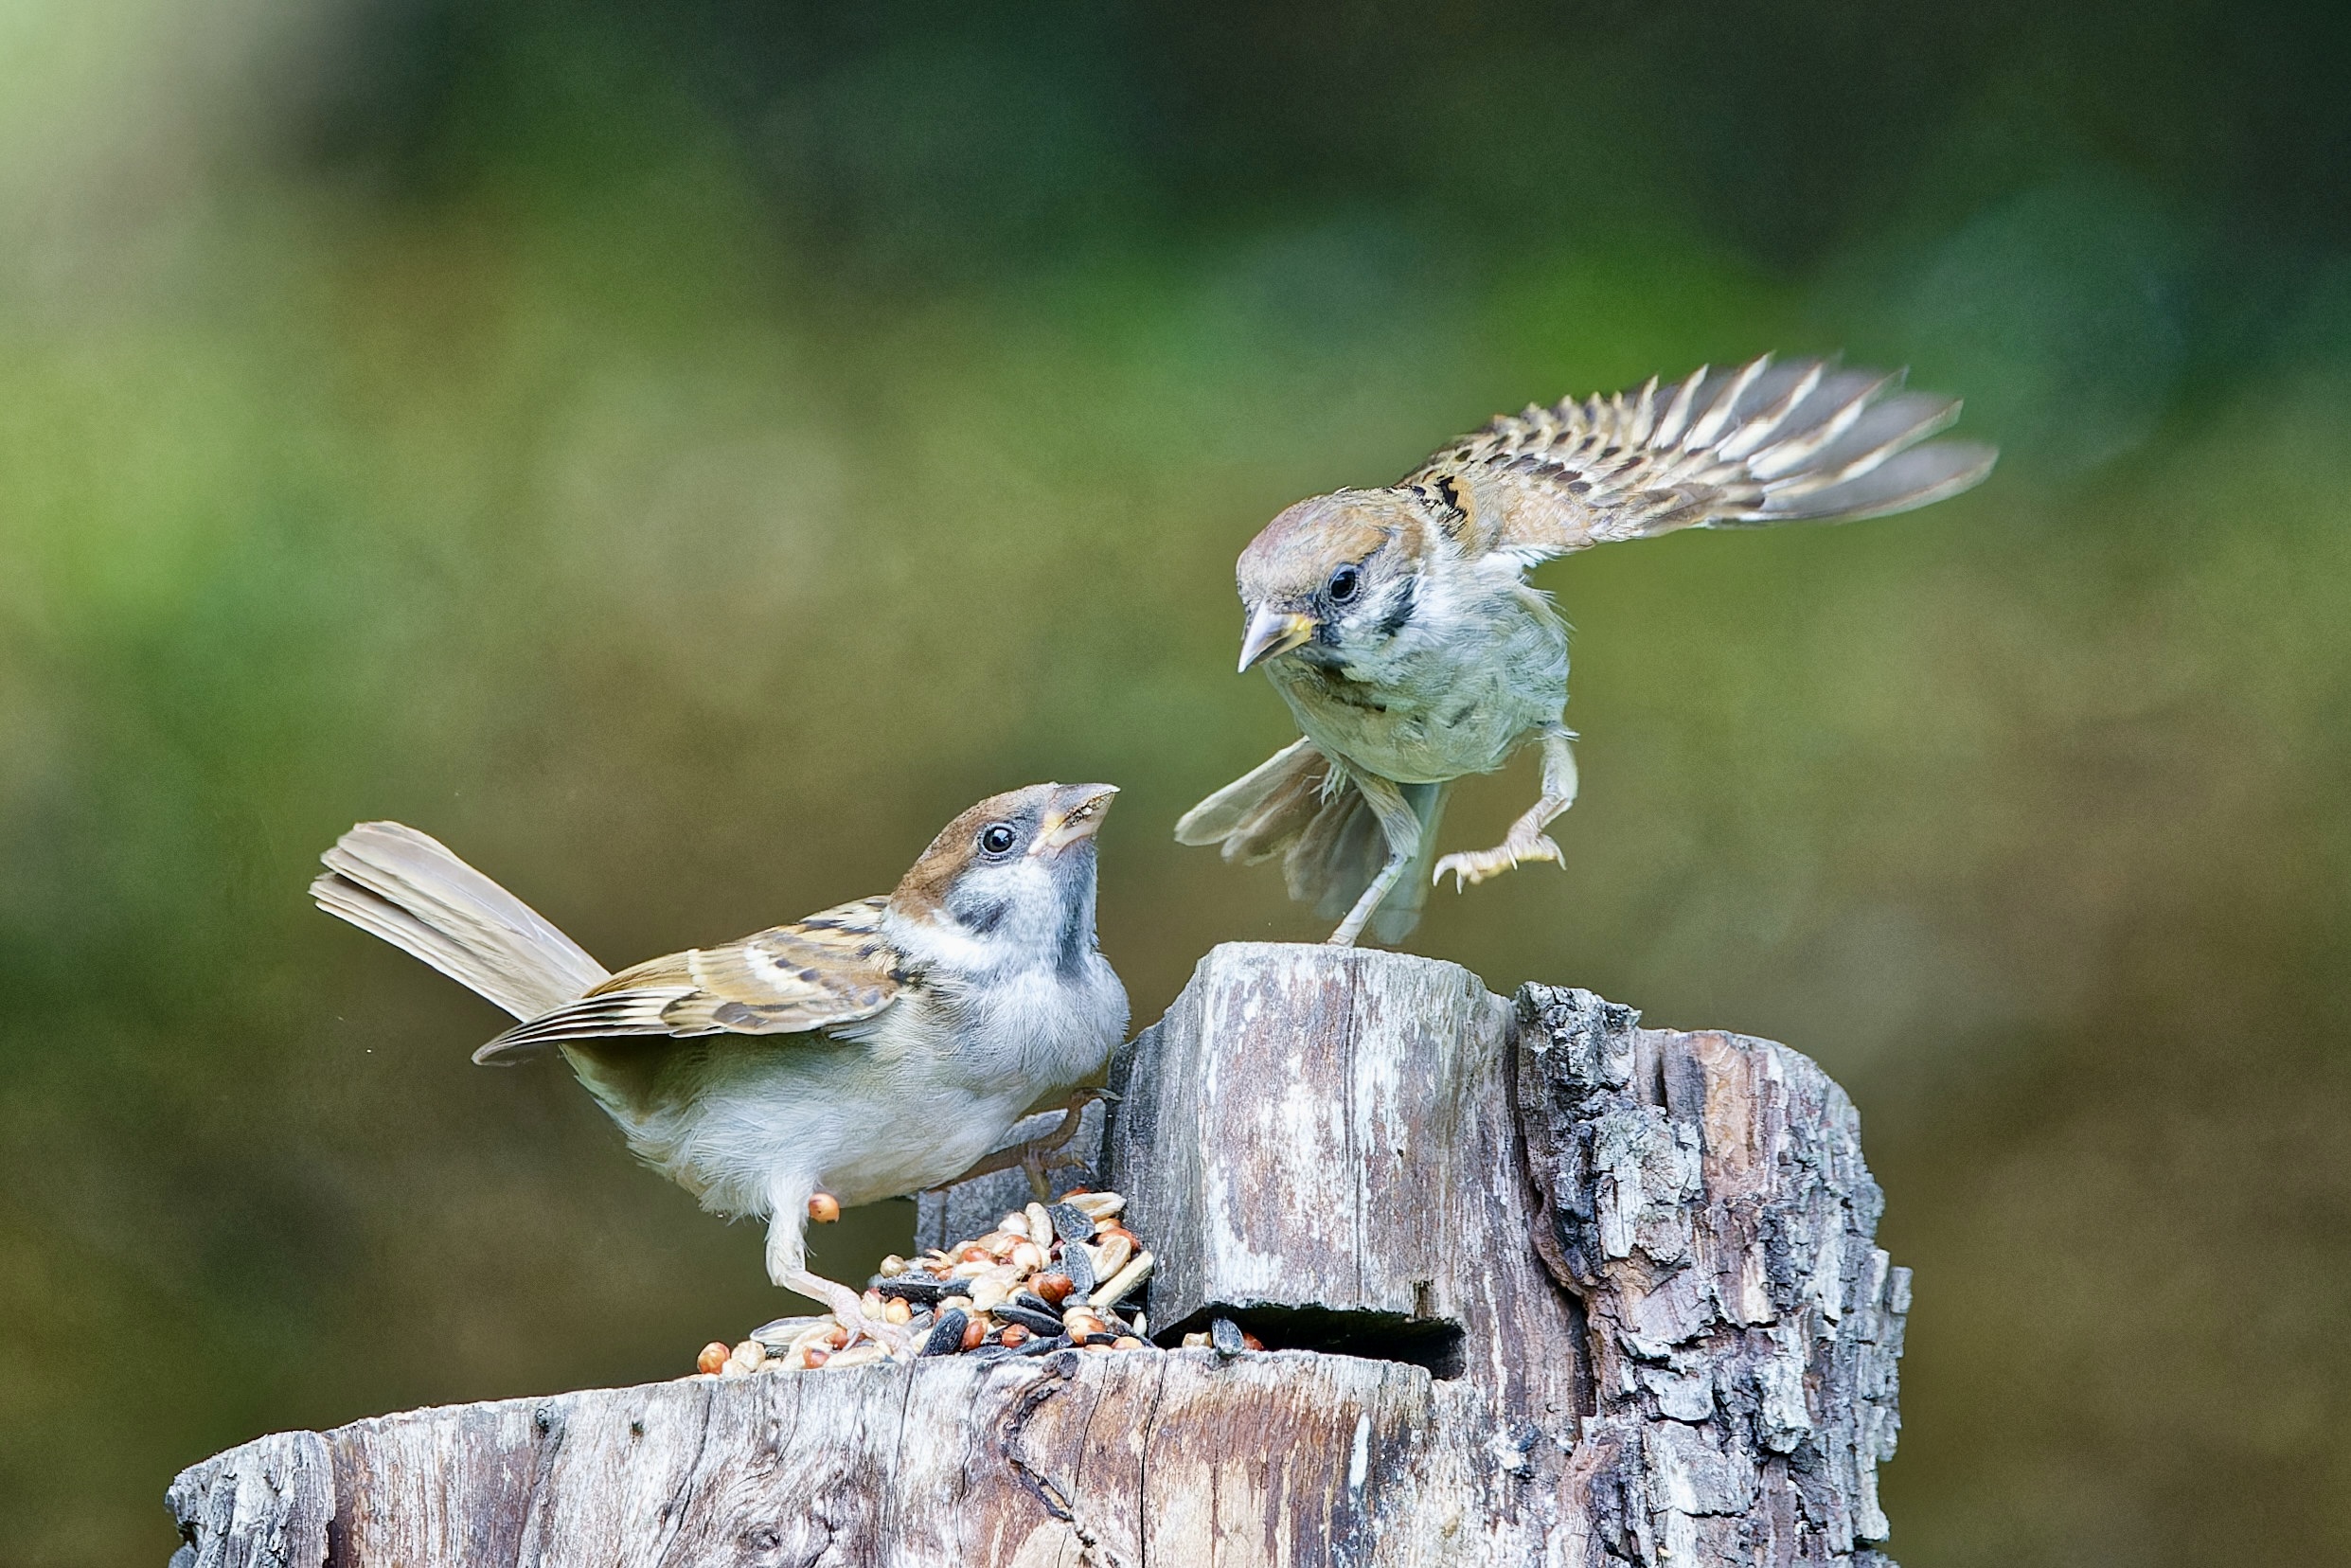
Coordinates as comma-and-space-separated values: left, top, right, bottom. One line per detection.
1179, 356, 1996, 945
311, 783, 1128, 1347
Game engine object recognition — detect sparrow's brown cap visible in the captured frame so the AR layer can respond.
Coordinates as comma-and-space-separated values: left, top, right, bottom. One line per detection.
1236, 490, 1411, 607
892, 783, 1116, 916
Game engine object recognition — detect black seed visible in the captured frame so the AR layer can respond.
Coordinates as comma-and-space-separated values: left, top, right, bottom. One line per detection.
1061, 1243, 1097, 1298
921, 1309, 969, 1358
1211, 1317, 1245, 1357
1048, 1203, 1095, 1246
874, 1274, 959, 1303
1016, 1333, 1074, 1357
995, 1304, 1066, 1337
1012, 1291, 1057, 1315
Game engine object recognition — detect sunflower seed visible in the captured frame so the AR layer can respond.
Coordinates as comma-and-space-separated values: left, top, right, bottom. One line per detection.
1060, 1242, 1097, 1298
995, 1303, 1066, 1337
921, 1309, 970, 1358
751, 1315, 827, 1352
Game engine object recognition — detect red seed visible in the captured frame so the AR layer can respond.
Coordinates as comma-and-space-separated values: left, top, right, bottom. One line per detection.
825, 1325, 850, 1349
803, 1347, 829, 1369
960, 1317, 987, 1351
696, 1342, 730, 1375
1001, 1325, 1031, 1347
1112, 1336, 1144, 1351
1032, 1273, 1074, 1305
806, 1192, 842, 1223
1240, 1331, 1266, 1352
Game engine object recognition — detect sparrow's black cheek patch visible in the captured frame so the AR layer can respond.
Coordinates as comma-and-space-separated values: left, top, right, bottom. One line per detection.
1370, 579, 1417, 640
954, 896, 1011, 936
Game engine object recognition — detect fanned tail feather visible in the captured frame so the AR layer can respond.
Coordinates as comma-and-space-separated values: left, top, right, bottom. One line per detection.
311, 822, 611, 1025
1177, 743, 1447, 943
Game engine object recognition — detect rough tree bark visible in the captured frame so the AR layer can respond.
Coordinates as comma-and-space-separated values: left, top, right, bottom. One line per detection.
169, 944, 1907, 1567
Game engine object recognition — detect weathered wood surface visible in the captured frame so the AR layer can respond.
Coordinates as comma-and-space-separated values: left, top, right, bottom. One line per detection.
1106, 944, 1586, 1406
169, 944, 1908, 1567
1515, 987, 1910, 1566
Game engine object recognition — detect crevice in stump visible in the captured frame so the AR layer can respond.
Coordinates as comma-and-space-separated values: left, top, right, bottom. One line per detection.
168, 945, 1907, 1568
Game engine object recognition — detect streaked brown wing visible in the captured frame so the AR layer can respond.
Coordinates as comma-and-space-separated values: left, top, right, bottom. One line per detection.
1405, 356, 1995, 563
472, 896, 900, 1063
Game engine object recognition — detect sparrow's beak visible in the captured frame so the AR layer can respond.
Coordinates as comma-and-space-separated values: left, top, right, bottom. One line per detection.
1238, 605, 1316, 672
1031, 784, 1118, 856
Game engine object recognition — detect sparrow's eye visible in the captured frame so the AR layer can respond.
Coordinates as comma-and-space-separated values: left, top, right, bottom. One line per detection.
1327, 564, 1363, 604
978, 823, 1019, 857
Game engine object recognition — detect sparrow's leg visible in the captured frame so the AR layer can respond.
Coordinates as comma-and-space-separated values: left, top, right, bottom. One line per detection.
1327, 773, 1424, 947
1433, 726, 1580, 890
928, 1088, 1109, 1196
764, 1175, 910, 1354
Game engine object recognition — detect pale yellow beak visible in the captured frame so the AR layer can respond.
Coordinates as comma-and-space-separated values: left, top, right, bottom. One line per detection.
1238, 606, 1316, 672
1031, 784, 1118, 855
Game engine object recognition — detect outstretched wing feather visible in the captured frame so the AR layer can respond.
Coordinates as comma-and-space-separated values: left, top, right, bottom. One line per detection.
1404, 355, 1994, 562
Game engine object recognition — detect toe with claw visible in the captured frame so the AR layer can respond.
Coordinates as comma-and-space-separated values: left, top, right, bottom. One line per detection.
1433, 831, 1563, 891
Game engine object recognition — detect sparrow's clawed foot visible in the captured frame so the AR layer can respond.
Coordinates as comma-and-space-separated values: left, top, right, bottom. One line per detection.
930, 1086, 1112, 1198
1434, 828, 1564, 891
787, 1267, 917, 1356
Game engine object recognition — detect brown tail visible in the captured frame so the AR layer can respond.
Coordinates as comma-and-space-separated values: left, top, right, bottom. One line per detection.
311, 822, 611, 1021
1176, 741, 1448, 943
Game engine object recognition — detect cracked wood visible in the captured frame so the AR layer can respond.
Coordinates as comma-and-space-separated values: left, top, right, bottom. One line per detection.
169, 945, 1907, 1567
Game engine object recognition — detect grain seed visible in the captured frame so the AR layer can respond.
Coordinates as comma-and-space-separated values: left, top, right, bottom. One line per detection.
1088, 1250, 1154, 1311
1092, 1232, 1134, 1278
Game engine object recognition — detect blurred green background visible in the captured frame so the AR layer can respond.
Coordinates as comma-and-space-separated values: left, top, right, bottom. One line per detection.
2, 0, 2346, 1561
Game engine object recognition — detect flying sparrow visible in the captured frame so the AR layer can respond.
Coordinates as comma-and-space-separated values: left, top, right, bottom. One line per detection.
1178, 356, 1996, 945
311, 783, 1128, 1348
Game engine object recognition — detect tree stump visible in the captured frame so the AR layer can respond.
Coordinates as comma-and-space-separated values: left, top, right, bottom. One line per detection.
169, 945, 1908, 1567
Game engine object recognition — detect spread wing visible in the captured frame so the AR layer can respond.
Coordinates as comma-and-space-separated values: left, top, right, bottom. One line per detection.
1404, 356, 1997, 564
472, 896, 900, 1063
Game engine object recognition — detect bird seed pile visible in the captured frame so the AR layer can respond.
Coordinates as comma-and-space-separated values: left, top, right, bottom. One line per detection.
692, 1188, 1248, 1376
